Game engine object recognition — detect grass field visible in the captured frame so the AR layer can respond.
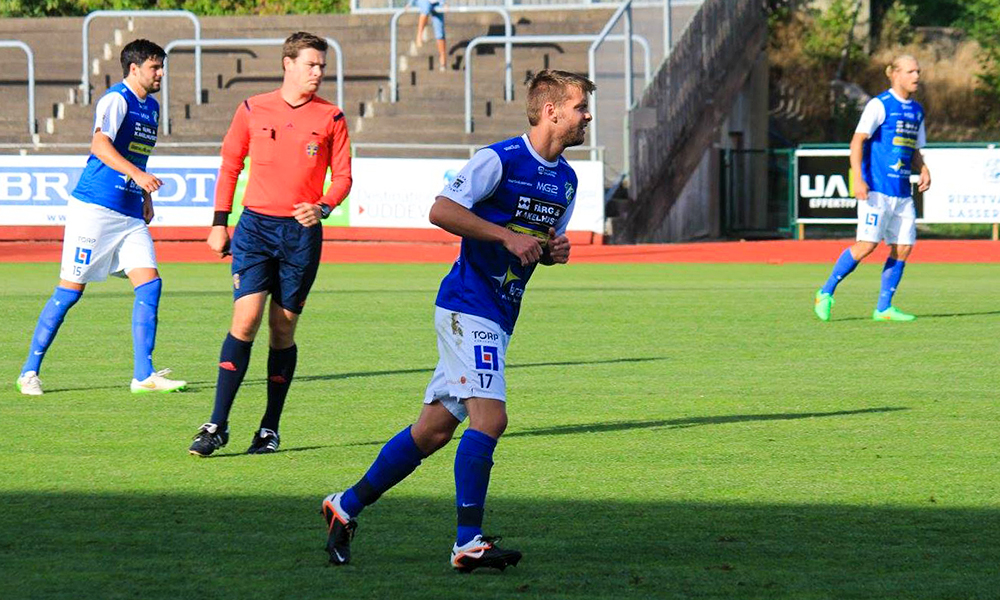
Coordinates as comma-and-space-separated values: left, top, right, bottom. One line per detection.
2, 261, 999, 599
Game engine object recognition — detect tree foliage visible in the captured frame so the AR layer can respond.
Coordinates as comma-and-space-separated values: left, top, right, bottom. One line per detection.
0, 0, 351, 17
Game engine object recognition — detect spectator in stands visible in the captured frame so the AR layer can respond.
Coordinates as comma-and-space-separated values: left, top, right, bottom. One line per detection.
320, 70, 595, 573
15, 39, 187, 397
188, 31, 352, 457
414, 0, 448, 71
814, 54, 931, 322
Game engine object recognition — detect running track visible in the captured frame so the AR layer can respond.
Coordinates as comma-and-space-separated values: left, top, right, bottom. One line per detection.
1, 240, 999, 263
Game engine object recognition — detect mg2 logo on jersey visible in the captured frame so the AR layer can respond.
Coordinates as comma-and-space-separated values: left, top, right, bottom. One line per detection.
74, 247, 92, 265
475, 345, 499, 371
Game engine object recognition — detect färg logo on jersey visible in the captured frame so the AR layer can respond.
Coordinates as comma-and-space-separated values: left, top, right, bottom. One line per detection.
475, 345, 500, 371
74, 247, 92, 265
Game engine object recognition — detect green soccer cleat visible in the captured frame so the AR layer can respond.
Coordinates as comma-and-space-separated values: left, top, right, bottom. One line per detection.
872, 307, 916, 322
814, 290, 834, 321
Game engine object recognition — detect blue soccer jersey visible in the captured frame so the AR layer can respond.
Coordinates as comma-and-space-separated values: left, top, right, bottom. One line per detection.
435, 134, 577, 334
859, 90, 925, 198
72, 81, 159, 218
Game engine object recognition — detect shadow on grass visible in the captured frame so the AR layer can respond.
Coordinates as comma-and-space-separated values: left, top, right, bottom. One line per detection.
504, 407, 908, 438
0, 493, 996, 599
835, 309, 1000, 322
42, 357, 667, 395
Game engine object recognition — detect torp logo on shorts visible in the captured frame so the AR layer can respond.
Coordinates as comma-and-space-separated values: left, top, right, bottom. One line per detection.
305, 141, 319, 157
74, 247, 92, 265
475, 345, 499, 371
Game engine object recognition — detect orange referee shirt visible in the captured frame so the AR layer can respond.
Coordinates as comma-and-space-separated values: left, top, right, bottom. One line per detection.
215, 90, 352, 217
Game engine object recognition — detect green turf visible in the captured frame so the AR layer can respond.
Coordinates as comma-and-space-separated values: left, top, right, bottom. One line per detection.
2, 261, 999, 599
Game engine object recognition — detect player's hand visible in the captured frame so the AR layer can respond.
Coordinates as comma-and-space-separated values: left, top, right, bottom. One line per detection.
918, 167, 931, 192
546, 227, 571, 264
503, 231, 543, 266
142, 191, 154, 224
293, 202, 323, 227
133, 171, 163, 194
854, 177, 869, 201
207, 225, 231, 259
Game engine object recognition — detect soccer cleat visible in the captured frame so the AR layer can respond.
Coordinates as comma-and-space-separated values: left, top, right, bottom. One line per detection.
131, 368, 187, 394
246, 428, 280, 454
321, 492, 358, 566
451, 535, 522, 573
814, 290, 834, 321
873, 306, 916, 322
15, 371, 43, 396
189, 422, 229, 457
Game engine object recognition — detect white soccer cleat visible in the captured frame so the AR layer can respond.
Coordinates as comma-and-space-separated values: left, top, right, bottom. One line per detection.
16, 371, 43, 396
130, 368, 187, 394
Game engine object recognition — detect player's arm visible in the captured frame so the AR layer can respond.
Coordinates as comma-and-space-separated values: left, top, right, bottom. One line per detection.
142, 190, 154, 224
209, 102, 251, 258
912, 149, 931, 192
849, 132, 869, 201
430, 197, 543, 266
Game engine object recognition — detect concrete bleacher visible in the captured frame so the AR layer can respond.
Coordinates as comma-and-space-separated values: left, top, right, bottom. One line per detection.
1, 7, 694, 162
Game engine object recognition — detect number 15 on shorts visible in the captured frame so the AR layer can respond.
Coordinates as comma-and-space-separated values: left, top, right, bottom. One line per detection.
475, 345, 499, 388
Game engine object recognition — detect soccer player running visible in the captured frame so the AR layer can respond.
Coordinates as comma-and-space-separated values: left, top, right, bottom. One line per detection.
320, 69, 594, 572
814, 54, 931, 322
188, 32, 352, 456
16, 39, 187, 396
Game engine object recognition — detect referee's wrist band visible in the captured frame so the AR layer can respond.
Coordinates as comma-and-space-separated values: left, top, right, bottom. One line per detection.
212, 211, 230, 227
318, 203, 333, 219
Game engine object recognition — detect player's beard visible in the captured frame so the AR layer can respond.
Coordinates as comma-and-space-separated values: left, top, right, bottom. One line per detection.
562, 124, 587, 148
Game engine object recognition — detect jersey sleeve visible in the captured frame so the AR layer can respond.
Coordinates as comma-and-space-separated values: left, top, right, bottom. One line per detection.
855, 98, 885, 136
214, 101, 252, 213
320, 109, 352, 207
93, 92, 128, 142
555, 183, 576, 237
917, 120, 927, 148
439, 148, 502, 208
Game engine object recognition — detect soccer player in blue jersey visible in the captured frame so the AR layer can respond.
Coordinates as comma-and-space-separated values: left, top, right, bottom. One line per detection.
814, 55, 931, 322
320, 69, 594, 571
15, 39, 186, 396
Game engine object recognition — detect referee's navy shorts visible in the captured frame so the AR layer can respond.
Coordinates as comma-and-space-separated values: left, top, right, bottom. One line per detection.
230, 208, 322, 314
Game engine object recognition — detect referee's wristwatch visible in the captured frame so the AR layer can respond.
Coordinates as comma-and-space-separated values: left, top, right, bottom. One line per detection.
318, 203, 333, 219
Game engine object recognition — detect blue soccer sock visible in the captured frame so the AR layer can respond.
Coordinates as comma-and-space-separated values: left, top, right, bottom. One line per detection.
131, 278, 161, 381
454, 428, 498, 546
22, 286, 82, 375
210, 333, 253, 429
340, 426, 425, 518
260, 344, 297, 432
877, 258, 906, 311
820, 248, 859, 295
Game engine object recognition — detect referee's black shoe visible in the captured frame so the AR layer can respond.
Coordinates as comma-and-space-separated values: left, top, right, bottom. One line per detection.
246, 428, 280, 454
189, 423, 228, 457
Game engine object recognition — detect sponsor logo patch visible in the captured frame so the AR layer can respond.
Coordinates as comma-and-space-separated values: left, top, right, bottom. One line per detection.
74, 247, 92, 265
475, 345, 500, 371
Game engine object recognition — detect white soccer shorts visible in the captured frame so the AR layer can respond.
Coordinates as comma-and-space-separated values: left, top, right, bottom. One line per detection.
423, 306, 510, 422
856, 191, 916, 246
59, 198, 157, 283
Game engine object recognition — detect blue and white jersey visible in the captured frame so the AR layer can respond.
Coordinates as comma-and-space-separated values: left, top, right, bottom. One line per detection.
72, 81, 159, 219
857, 89, 925, 198
435, 134, 577, 334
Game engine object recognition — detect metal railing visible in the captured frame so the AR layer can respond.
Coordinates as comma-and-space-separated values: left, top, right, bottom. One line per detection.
0, 41, 36, 136
82, 10, 201, 106
353, 0, 702, 14
588, 0, 632, 163
161, 38, 345, 135
390, 4, 512, 103
463, 33, 647, 158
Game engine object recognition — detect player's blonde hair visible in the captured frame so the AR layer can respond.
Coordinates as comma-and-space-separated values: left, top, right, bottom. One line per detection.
885, 54, 918, 80
526, 70, 596, 126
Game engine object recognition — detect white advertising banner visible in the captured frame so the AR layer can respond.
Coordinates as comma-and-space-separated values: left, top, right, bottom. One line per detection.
0, 155, 606, 233
920, 148, 1000, 223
